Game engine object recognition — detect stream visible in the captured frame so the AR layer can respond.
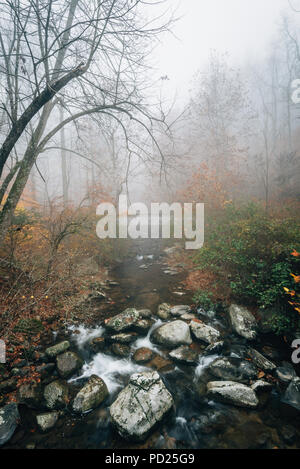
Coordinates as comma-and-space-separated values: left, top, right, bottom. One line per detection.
5, 239, 300, 449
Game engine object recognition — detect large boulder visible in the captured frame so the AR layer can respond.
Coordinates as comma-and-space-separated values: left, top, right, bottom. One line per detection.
190, 320, 220, 344
36, 412, 59, 432
17, 381, 42, 409
72, 375, 108, 413
105, 308, 139, 332
150, 320, 192, 348
45, 341, 70, 358
110, 371, 173, 441
56, 351, 83, 378
229, 304, 258, 340
207, 381, 259, 408
281, 377, 300, 412
169, 346, 199, 365
207, 357, 257, 384
44, 380, 69, 410
0, 403, 19, 446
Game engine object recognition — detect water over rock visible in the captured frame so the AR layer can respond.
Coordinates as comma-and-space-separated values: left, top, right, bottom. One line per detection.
56, 351, 83, 379
72, 375, 108, 413
150, 320, 192, 348
110, 371, 173, 441
229, 304, 258, 340
0, 403, 19, 446
105, 308, 139, 332
190, 320, 221, 344
207, 381, 259, 408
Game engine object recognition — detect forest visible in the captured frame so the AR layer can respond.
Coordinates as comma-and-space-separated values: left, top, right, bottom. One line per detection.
0, 0, 299, 452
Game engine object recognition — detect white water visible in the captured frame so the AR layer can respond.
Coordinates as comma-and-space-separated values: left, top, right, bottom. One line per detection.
194, 354, 219, 379
69, 324, 105, 348
132, 318, 163, 353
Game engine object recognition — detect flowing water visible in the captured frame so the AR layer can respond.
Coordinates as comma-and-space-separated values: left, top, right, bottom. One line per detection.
5, 239, 300, 449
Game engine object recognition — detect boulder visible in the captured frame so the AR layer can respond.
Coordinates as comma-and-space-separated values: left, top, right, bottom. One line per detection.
229, 304, 258, 340
0, 403, 19, 446
275, 362, 297, 384
133, 319, 154, 335
44, 380, 69, 410
207, 357, 257, 384
281, 377, 300, 412
132, 347, 155, 364
108, 333, 138, 344
148, 355, 174, 373
110, 371, 173, 441
156, 303, 171, 320
204, 341, 224, 356
190, 320, 220, 344
45, 341, 70, 358
169, 346, 199, 365
207, 381, 259, 408
111, 343, 130, 358
105, 308, 139, 332
72, 375, 108, 413
89, 337, 106, 353
138, 309, 152, 318
251, 380, 273, 392
150, 320, 192, 348
170, 305, 190, 317
56, 351, 83, 379
17, 381, 42, 408
36, 412, 59, 432
230, 345, 276, 372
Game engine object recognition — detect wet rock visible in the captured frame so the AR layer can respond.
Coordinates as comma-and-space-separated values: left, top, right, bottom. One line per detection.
181, 313, 197, 321
0, 403, 19, 446
36, 363, 56, 379
111, 343, 130, 358
110, 371, 173, 441
108, 332, 138, 344
190, 320, 220, 344
148, 355, 174, 372
0, 377, 18, 393
133, 347, 154, 364
281, 377, 300, 412
230, 345, 276, 372
17, 381, 42, 408
105, 308, 139, 332
73, 375, 108, 413
170, 305, 190, 317
207, 357, 257, 384
56, 351, 83, 379
45, 341, 70, 358
89, 337, 106, 353
229, 304, 258, 340
169, 346, 199, 365
138, 309, 152, 318
275, 362, 297, 384
280, 425, 297, 444
251, 380, 273, 392
134, 319, 155, 335
156, 303, 171, 320
150, 320, 192, 348
44, 380, 69, 410
36, 412, 59, 432
204, 341, 224, 356
207, 381, 259, 408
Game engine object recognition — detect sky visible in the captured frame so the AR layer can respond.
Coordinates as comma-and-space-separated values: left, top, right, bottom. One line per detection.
154, 0, 293, 101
